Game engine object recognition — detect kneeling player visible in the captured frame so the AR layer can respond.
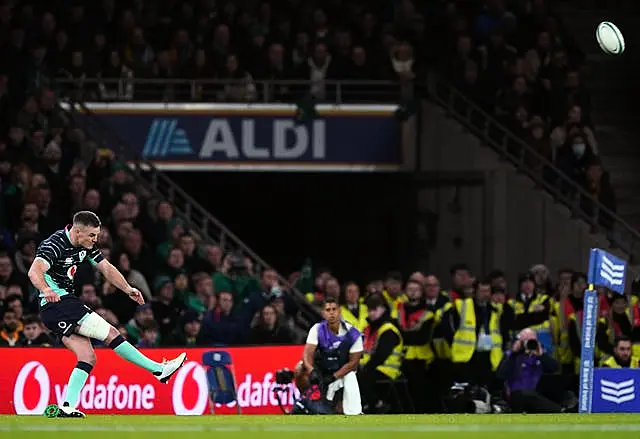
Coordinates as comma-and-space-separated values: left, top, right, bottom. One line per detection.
28, 211, 186, 418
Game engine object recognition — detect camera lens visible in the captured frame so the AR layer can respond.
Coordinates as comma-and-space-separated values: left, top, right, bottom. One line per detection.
525, 339, 538, 351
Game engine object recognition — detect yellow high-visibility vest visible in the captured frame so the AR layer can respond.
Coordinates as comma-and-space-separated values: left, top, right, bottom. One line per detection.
600, 355, 640, 368
397, 303, 434, 364
451, 298, 503, 371
431, 301, 453, 360
341, 304, 369, 333
383, 290, 407, 319
361, 322, 404, 379
509, 294, 553, 353
554, 299, 574, 365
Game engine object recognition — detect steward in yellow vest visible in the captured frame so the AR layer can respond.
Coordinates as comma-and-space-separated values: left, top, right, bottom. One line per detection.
397, 280, 434, 413
340, 282, 369, 332
359, 294, 404, 412
424, 275, 456, 362
361, 298, 404, 379
599, 335, 640, 368
444, 281, 505, 392
597, 294, 640, 358
422, 275, 456, 413
510, 273, 553, 354
554, 290, 581, 373
382, 272, 407, 320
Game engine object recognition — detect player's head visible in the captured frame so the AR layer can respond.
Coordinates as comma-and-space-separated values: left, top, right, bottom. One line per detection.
71, 211, 102, 248
322, 297, 340, 325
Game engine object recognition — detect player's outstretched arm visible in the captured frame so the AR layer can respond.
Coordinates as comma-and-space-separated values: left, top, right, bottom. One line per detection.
94, 259, 145, 304
28, 259, 59, 302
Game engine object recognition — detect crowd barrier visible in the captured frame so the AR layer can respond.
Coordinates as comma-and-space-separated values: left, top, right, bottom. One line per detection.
0, 345, 303, 415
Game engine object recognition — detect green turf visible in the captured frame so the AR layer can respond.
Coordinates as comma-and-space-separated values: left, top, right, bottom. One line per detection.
1, 414, 640, 439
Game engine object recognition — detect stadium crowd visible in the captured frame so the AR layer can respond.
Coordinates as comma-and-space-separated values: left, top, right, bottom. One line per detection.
0, 0, 632, 414
442, 0, 616, 225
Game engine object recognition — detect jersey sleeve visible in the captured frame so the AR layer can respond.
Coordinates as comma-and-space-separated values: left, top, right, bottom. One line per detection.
35, 242, 60, 270
305, 324, 319, 345
350, 336, 364, 353
88, 246, 104, 266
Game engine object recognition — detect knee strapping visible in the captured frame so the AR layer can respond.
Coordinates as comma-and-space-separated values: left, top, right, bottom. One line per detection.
76, 312, 111, 341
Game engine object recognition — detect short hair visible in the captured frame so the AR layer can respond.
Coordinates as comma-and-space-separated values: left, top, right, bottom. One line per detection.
571, 272, 587, 285
322, 297, 339, 308
473, 279, 492, 290
73, 211, 101, 228
450, 263, 470, 276
365, 293, 386, 310
140, 319, 159, 332
6, 294, 22, 304
386, 271, 402, 282
614, 335, 631, 347
405, 279, 424, 291
23, 314, 42, 326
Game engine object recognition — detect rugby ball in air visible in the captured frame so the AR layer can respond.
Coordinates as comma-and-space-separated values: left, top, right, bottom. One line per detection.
596, 21, 625, 55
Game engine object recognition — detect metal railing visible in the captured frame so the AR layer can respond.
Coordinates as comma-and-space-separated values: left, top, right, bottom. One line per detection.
427, 72, 640, 269
54, 77, 410, 104
60, 97, 322, 328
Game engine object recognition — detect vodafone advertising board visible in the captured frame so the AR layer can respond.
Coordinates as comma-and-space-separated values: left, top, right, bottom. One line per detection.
1, 346, 303, 415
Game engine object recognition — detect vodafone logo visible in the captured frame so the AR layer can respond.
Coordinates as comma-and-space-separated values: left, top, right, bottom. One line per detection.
171, 361, 208, 416
67, 265, 77, 280
14, 361, 50, 415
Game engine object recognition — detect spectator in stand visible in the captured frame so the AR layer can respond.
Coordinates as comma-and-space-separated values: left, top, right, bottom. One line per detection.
137, 319, 160, 348
124, 303, 155, 346
79, 283, 102, 310
114, 251, 152, 301
151, 276, 179, 342
248, 304, 294, 345
579, 158, 616, 228
171, 311, 202, 347
0, 307, 23, 346
525, 116, 552, 175
550, 105, 597, 159
199, 291, 244, 346
20, 314, 53, 347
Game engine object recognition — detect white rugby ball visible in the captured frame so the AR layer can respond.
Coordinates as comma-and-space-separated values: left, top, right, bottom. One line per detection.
596, 21, 625, 55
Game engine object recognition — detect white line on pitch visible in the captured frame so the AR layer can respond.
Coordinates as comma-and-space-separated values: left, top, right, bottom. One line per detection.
1, 424, 640, 433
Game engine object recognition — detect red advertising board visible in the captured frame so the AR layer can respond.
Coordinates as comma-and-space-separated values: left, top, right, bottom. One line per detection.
0, 346, 304, 415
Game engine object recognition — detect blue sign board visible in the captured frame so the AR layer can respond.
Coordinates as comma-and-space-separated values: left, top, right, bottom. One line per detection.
67, 103, 403, 172
592, 368, 640, 413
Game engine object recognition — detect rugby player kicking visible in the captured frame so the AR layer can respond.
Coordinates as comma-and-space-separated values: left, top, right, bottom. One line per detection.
28, 211, 186, 418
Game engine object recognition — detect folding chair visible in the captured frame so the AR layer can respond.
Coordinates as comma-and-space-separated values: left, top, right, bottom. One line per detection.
202, 351, 242, 414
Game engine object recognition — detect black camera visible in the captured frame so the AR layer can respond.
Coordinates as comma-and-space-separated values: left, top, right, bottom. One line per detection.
524, 339, 539, 351
275, 368, 295, 385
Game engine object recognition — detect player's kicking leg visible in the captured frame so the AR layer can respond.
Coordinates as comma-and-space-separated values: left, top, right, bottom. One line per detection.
77, 312, 186, 383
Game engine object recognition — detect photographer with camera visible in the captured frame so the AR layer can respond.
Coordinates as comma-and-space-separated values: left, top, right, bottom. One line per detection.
496, 328, 565, 413
297, 297, 363, 415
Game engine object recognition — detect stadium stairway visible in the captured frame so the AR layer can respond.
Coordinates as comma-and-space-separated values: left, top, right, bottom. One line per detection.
423, 72, 640, 287
556, 3, 640, 236
59, 99, 320, 328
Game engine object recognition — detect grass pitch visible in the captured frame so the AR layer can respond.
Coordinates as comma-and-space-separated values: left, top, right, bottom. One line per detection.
1, 414, 639, 439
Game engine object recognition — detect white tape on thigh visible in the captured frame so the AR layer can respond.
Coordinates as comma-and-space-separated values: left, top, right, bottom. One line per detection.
76, 312, 111, 341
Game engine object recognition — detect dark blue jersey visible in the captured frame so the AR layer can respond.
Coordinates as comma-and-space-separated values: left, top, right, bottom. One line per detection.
34, 227, 104, 305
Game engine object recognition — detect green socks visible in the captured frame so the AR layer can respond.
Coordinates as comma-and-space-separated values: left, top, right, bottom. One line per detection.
64, 362, 92, 408
113, 340, 163, 373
